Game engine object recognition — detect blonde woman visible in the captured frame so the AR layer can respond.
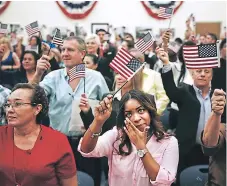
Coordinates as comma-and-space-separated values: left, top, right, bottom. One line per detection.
0, 37, 21, 71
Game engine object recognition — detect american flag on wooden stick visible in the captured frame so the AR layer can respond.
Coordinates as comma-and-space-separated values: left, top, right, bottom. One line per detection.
0, 23, 8, 34
183, 43, 220, 69
25, 21, 40, 36
158, 7, 174, 19
109, 48, 144, 80
52, 28, 63, 46
135, 31, 154, 53
68, 63, 85, 82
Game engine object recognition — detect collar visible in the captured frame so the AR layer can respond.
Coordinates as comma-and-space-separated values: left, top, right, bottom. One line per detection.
192, 84, 211, 96
63, 68, 68, 78
114, 90, 122, 101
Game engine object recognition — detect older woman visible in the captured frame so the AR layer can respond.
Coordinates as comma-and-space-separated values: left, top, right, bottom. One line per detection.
78, 89, 179, 186
85, 34, 114, 90
0, 83, 78, 186
0, 37, 21, 71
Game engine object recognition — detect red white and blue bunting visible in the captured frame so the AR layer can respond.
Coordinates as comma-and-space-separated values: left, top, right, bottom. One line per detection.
56, 1, 97, 19
0, 1, 10, 16
141, 1, 184, 20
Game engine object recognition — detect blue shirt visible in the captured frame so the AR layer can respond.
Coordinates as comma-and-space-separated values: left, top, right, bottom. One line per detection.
40, 68, 109, 136
193, 85, 211, 144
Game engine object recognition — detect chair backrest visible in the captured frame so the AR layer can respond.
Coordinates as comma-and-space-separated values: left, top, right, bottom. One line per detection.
180, 165, 209, 186
77, 171, 94, 186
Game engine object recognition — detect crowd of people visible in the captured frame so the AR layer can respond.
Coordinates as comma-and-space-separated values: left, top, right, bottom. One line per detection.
0, 22, 226, 186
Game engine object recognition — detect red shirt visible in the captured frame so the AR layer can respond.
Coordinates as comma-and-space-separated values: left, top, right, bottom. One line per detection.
0, 125, 77, 186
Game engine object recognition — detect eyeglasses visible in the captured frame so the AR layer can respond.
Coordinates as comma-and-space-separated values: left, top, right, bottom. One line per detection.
3, 102, 37, 110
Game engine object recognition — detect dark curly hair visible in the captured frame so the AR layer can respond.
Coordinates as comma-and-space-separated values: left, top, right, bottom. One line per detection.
20, 51, 40, 74
115, 89, 166, 156
12, 83, 49, 124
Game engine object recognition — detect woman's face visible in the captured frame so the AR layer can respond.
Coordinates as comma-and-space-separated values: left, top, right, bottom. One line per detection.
0, 43, 8, 51
115, 73, 132, 90
83, 56, 97, 70
86, 39, 98, 54
5, 89, 39, 127
30, 37, 37, 46
22, 53, 36, 71
124, 98, 151, 132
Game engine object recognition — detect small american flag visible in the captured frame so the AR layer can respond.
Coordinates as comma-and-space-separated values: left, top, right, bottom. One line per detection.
135, 31, 154, 53
183, 43, 219, 69
68, 63, 85, 82
52, 28, 63, 46
0, 24, 8, 34
158, 7, 173, 19
109, 48, 143, 80
25, 21, 40, 36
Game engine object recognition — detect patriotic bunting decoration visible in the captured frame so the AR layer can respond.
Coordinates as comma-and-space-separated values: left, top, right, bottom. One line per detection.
109, 48, 144, 80
0, 1, 10, 15
68, 63, 86, 82
56, 1, 97, 19
141, 1, 183, 20
183, 43, 220, 69
135, 32, 154, 53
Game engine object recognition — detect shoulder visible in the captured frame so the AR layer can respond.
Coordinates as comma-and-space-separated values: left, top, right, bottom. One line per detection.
41, 125, 68, 141
0, 125, 12, 135
43, 69, 63, 80
86, 68, 103, 78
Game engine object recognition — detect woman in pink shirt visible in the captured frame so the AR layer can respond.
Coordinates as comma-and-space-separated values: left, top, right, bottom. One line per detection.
78, 89, 179, 186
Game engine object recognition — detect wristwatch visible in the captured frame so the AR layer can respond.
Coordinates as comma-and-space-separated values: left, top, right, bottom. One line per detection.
137, 149, 148, 158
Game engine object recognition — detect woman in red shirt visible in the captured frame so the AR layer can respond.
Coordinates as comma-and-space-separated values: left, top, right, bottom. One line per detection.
0, 83, 78, 186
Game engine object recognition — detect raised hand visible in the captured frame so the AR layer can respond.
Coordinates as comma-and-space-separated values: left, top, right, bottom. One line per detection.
155, 47, 169, 65
94, 95, 113, 125
36, 55, 51, 76
79, 93, 91, 113
211, 89, 226, 116
124, 118, 149, 150
162, 30, 171, 46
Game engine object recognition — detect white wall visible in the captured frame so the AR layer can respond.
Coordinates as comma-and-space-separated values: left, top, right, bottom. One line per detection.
1, 1, 226, 40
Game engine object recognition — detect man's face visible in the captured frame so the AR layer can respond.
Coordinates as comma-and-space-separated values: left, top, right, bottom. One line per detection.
61, 39, 85, 69
199, 36, 206, 44
97, 31, 106, 43
192, 68, 213, 88
205, 35, 215, 44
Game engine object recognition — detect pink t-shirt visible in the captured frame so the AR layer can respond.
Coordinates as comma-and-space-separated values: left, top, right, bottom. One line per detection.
0, 125, 76, 186
78, 127, 179, 186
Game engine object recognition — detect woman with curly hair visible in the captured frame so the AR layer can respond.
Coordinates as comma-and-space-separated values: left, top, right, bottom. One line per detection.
79, 89, 179, 186
0, 83, 78, 186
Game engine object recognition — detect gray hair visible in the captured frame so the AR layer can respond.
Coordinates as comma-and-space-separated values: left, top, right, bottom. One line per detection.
64, 36, 86, 52
85, 34, 101, 46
